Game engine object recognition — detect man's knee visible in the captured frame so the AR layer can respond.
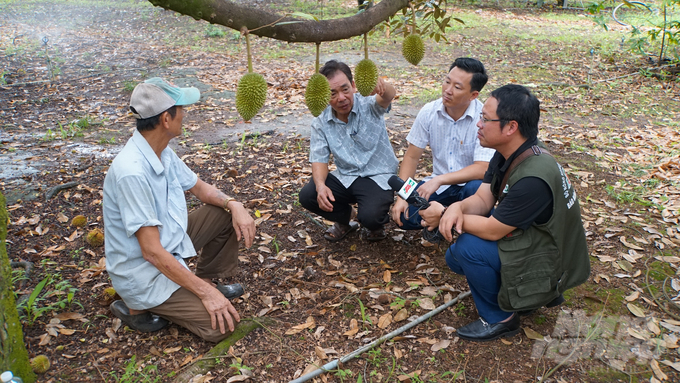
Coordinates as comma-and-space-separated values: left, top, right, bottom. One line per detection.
199, 327, 232, 343
357, 206, 389, 230
298, 182, 318, 210
461, 180, 483, 199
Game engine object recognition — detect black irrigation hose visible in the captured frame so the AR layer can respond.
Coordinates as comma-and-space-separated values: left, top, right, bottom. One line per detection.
10, 260, 33, 289
644, 255, 680, 320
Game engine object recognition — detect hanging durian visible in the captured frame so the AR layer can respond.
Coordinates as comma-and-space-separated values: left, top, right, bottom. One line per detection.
402, 34, 424, 66
354, 33, 378, 97
402, 5, 424, 66
236, 30, 267, 121
305, 43, 331, 117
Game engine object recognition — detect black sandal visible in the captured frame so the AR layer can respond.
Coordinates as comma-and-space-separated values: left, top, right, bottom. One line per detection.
324, 221, 359, 242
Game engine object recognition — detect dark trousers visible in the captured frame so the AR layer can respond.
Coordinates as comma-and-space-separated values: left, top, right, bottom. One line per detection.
299, 174, 394, 231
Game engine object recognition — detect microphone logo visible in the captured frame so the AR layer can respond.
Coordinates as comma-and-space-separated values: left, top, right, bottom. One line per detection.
397, 177, 418, 200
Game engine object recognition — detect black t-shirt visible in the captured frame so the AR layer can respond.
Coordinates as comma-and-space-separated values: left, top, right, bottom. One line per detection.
483, 138, 554, 230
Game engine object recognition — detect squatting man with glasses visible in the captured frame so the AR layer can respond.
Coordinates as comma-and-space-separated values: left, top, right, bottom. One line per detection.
104, 78, 256, 342
420, 84, 590, 342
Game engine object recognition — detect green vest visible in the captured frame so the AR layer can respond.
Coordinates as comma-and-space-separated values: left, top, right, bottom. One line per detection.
493, 151, 590, 311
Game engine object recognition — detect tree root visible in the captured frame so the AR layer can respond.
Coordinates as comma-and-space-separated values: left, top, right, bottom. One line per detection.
45, 181, 79, 201
173, 317, 277, 382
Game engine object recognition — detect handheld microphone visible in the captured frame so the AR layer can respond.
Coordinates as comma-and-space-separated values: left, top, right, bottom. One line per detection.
388, 175, 429, 209
389, 175, 444, 243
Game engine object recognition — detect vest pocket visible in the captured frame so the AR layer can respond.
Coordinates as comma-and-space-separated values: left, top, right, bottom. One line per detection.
498, 250, 561, 311
498, 228, 531, 251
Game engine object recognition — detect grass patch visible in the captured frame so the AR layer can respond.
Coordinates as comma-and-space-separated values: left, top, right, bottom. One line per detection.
573, 284, 628, 316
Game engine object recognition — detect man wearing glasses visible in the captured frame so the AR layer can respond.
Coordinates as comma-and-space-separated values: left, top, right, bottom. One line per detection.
299, 60, 398, 242
391, 58, 494, 234
420, 85, 589, 342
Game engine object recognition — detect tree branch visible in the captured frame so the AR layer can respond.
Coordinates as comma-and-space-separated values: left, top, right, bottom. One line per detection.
148, 0, 410, 42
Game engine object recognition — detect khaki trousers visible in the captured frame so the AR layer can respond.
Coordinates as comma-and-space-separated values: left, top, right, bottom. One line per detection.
149, 205, 239, 343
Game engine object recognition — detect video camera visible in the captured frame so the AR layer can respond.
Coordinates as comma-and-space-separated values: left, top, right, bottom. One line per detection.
388, 175, 444, 243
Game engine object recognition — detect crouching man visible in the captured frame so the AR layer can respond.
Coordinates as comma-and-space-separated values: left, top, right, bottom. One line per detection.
103, 77, 255, 342
299, 60, 398, 242
421, 84, 590, 342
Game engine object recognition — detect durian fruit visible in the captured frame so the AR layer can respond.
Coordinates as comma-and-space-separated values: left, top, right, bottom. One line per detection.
305, 43, 331, 117
355, 59, 378, 97
236, 73, 267, 121
86, 228, 104, 247
71, 215, 87, 228
235, 30, 267, 121
402, 34, 424, 66
104, 287, 117, 298
305, 73, 331, 117
355, 33, 378, 97
30, 354, 51, 374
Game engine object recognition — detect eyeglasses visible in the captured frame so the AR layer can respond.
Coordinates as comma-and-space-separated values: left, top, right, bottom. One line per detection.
479, 113, 503, 124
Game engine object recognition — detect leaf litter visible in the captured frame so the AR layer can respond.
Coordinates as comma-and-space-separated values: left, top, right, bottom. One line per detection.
1, 0, 680, 382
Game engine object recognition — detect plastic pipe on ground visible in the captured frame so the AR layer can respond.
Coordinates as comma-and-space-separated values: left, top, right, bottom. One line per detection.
288, 290, 472, 383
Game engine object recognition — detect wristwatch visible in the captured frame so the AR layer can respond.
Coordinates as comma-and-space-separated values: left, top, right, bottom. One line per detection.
223, 197, 236, 212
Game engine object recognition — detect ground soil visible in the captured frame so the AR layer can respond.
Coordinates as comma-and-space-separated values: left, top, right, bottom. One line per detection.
2, 1, 680, 383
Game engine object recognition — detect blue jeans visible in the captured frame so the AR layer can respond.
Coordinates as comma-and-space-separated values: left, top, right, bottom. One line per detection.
445, 233, 513, 323
399, 180, 482, 230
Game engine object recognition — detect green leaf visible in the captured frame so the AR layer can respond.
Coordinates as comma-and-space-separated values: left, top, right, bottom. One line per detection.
287, 11, 319, 21
453, 17, 465, 25
28, 277, 48, 309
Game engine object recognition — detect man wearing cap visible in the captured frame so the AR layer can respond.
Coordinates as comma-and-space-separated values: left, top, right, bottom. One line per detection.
103, 77, 256, 342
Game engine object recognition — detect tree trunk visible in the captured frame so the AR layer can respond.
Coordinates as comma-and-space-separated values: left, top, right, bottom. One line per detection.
148, 0, 409, 42
0, 193, 36, 382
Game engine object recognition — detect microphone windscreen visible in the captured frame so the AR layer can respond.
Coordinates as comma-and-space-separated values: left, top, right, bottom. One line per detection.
388, 175, 405, 191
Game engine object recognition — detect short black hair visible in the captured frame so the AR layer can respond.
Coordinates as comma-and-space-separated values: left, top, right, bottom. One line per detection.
449, 57, 488, 92
320, 60, 353, 84
490, 84, 540, 140
133, 105, 178, 132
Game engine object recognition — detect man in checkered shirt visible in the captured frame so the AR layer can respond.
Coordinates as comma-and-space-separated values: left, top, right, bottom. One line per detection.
299, 60, 397, 242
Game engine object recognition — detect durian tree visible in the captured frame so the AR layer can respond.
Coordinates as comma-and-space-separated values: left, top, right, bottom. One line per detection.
150, 0, 457, 117
147, 0, 456, 44
0, 193, 37, 382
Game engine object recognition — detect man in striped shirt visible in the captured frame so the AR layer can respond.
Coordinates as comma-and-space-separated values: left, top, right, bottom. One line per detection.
391, 58, 494, 233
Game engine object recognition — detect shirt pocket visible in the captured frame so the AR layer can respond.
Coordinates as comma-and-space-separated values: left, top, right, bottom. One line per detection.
167, 178, 188, 228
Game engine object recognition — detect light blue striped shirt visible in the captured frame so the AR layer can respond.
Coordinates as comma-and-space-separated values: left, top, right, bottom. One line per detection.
103, 130, 198, 310
309, 94, 398, 191
406, 98, 495, 195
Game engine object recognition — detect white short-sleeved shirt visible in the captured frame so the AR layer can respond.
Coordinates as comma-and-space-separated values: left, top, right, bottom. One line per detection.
309, 94, 398, 191
103, 130, 198, 310
406, 98, 495, 195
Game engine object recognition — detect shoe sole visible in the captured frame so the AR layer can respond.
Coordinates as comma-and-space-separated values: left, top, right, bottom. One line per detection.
457, 328, 521, 342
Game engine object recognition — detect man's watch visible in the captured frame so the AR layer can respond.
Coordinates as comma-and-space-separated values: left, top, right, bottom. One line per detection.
223, 197, 236, 213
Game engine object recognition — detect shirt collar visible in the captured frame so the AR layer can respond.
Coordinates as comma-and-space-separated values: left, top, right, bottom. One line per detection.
499, 136, 540, 172
438, 98, 478, 122
326, 94, 362, 124
131, 130, 165, 175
